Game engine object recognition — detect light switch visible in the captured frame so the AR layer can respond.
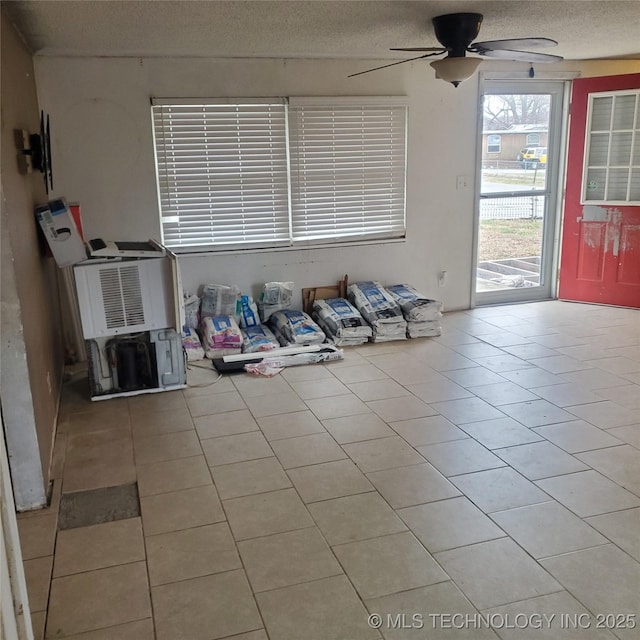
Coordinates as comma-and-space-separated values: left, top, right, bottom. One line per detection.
456, 175, 471, 190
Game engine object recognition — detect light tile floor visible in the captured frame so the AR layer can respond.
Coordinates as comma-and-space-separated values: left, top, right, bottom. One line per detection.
18, 301, 640, 640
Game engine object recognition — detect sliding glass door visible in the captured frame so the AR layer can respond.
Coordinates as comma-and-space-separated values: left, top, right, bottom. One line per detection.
474, 81, 565, 305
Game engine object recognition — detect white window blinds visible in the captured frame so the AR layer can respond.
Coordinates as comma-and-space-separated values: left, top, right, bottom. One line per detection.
152, 100, 290, 249
289, 99, 407, 243
152, 97, 407, 251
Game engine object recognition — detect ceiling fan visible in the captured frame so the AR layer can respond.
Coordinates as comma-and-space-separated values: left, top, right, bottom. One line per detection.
350, 13, 563, 87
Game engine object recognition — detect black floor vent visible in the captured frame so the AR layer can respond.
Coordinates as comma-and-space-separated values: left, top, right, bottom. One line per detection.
58, 482, 140, 530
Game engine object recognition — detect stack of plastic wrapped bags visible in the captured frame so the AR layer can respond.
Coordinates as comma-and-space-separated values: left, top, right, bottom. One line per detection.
387, 284, 443, 338
347, 281, 407, 342
182, 278, 442, 363
200, 315, 243, 359
196, 284, 242, 358
238, 289, 281, 352
241, 324, 279, 353
269, 309, 326, 346
182, 281, 302, 360
312, 298, 372, 346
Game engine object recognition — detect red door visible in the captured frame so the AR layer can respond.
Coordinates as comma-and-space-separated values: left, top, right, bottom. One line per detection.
559, 74, 640, 307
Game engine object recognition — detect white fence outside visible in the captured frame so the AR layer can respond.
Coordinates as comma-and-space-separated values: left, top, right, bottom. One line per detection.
480, 196, 545, 220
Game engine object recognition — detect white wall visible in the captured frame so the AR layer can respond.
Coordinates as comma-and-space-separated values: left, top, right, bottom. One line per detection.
33, 56, 640, 310
33, 56, 478, 309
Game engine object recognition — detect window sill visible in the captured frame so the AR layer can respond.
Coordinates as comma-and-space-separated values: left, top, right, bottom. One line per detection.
171, 236, 407, 258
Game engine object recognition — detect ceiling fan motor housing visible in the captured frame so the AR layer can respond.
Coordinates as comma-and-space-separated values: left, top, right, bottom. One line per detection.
432, 12, 483, 57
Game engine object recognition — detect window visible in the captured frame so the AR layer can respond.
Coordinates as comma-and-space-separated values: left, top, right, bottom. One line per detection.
487, 134, 501, 153
152, 99, 290, 250
582, 89, 640, 204
152, 97, 407, 251
526, 133, 540, 146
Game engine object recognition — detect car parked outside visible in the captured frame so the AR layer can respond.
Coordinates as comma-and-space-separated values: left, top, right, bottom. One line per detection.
518, 147, 547, 169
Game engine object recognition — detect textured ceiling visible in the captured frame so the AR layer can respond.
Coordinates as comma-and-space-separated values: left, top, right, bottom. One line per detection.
4, 0, 640, 61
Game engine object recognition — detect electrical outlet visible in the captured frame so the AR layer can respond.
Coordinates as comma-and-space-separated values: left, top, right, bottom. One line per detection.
456, 175, 470, 190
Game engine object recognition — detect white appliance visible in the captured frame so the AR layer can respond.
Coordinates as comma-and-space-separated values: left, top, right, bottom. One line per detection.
74, 254, 186, 400
74, 258, 174, 338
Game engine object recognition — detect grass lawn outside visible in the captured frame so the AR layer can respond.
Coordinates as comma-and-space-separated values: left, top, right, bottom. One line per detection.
478, 219, 543, 262
482, 170, 546, 189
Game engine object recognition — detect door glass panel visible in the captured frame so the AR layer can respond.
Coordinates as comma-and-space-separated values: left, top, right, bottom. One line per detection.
583, 90, 640, 205
633, 134, 640, 165
591, 96, 613, 130
586, 168, 607, 200
612, 94, 636, 129
630, 169, 640, 200
607, 168, 630, 200
610, 132, 633, 164
477, 93, 551, 293
588, 133, 609, 165
477, 195, 545, 290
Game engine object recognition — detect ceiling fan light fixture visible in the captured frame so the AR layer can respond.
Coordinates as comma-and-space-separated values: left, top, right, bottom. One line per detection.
430, 56, 482, 87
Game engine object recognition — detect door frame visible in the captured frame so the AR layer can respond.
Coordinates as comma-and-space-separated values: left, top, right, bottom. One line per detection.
471, 79, 570, 307
1, 409, 34, 640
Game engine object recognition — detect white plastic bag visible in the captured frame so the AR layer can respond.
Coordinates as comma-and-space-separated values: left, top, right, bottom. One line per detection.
269, 309, 326, 346
200, 284, 241, 319
239, 295, 260, 329
241, 324, 279, 353
258, 281, 294, 322
182, 327, 205, 361
183, 293, 200, 330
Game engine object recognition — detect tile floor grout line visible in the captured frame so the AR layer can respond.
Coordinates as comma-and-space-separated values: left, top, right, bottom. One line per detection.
200, 443, 272, 639
535, 541, 615, 563
474, 587, 569, 614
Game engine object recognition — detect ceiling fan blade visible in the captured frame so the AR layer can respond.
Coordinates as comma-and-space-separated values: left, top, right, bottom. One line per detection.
472, 37, 558, 51
348, 52, 441, 78
390, 47, 446, 52
478, 48, 564, 63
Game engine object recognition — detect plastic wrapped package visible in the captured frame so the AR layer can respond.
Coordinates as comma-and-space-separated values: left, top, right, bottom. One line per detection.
312, 298, 372, 346
407, 320, 442, 338
258, 281, 294, 322
239, 295, 260, 329
182, 327, 205, 361
386, 284, 442, 338
347, 281, 404, 324
200, 284, 241, 320
244, 346, 344, 376
386, 284, 444, 322
347, 281, 406, 342
200, 315, 243, 359
269, 309, 326, 346
183, 293, 200, 330
314, 316, 371, 346
241, 324, 280, 353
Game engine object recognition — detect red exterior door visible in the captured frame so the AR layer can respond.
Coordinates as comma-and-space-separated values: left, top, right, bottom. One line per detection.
559, 74, 640, 307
